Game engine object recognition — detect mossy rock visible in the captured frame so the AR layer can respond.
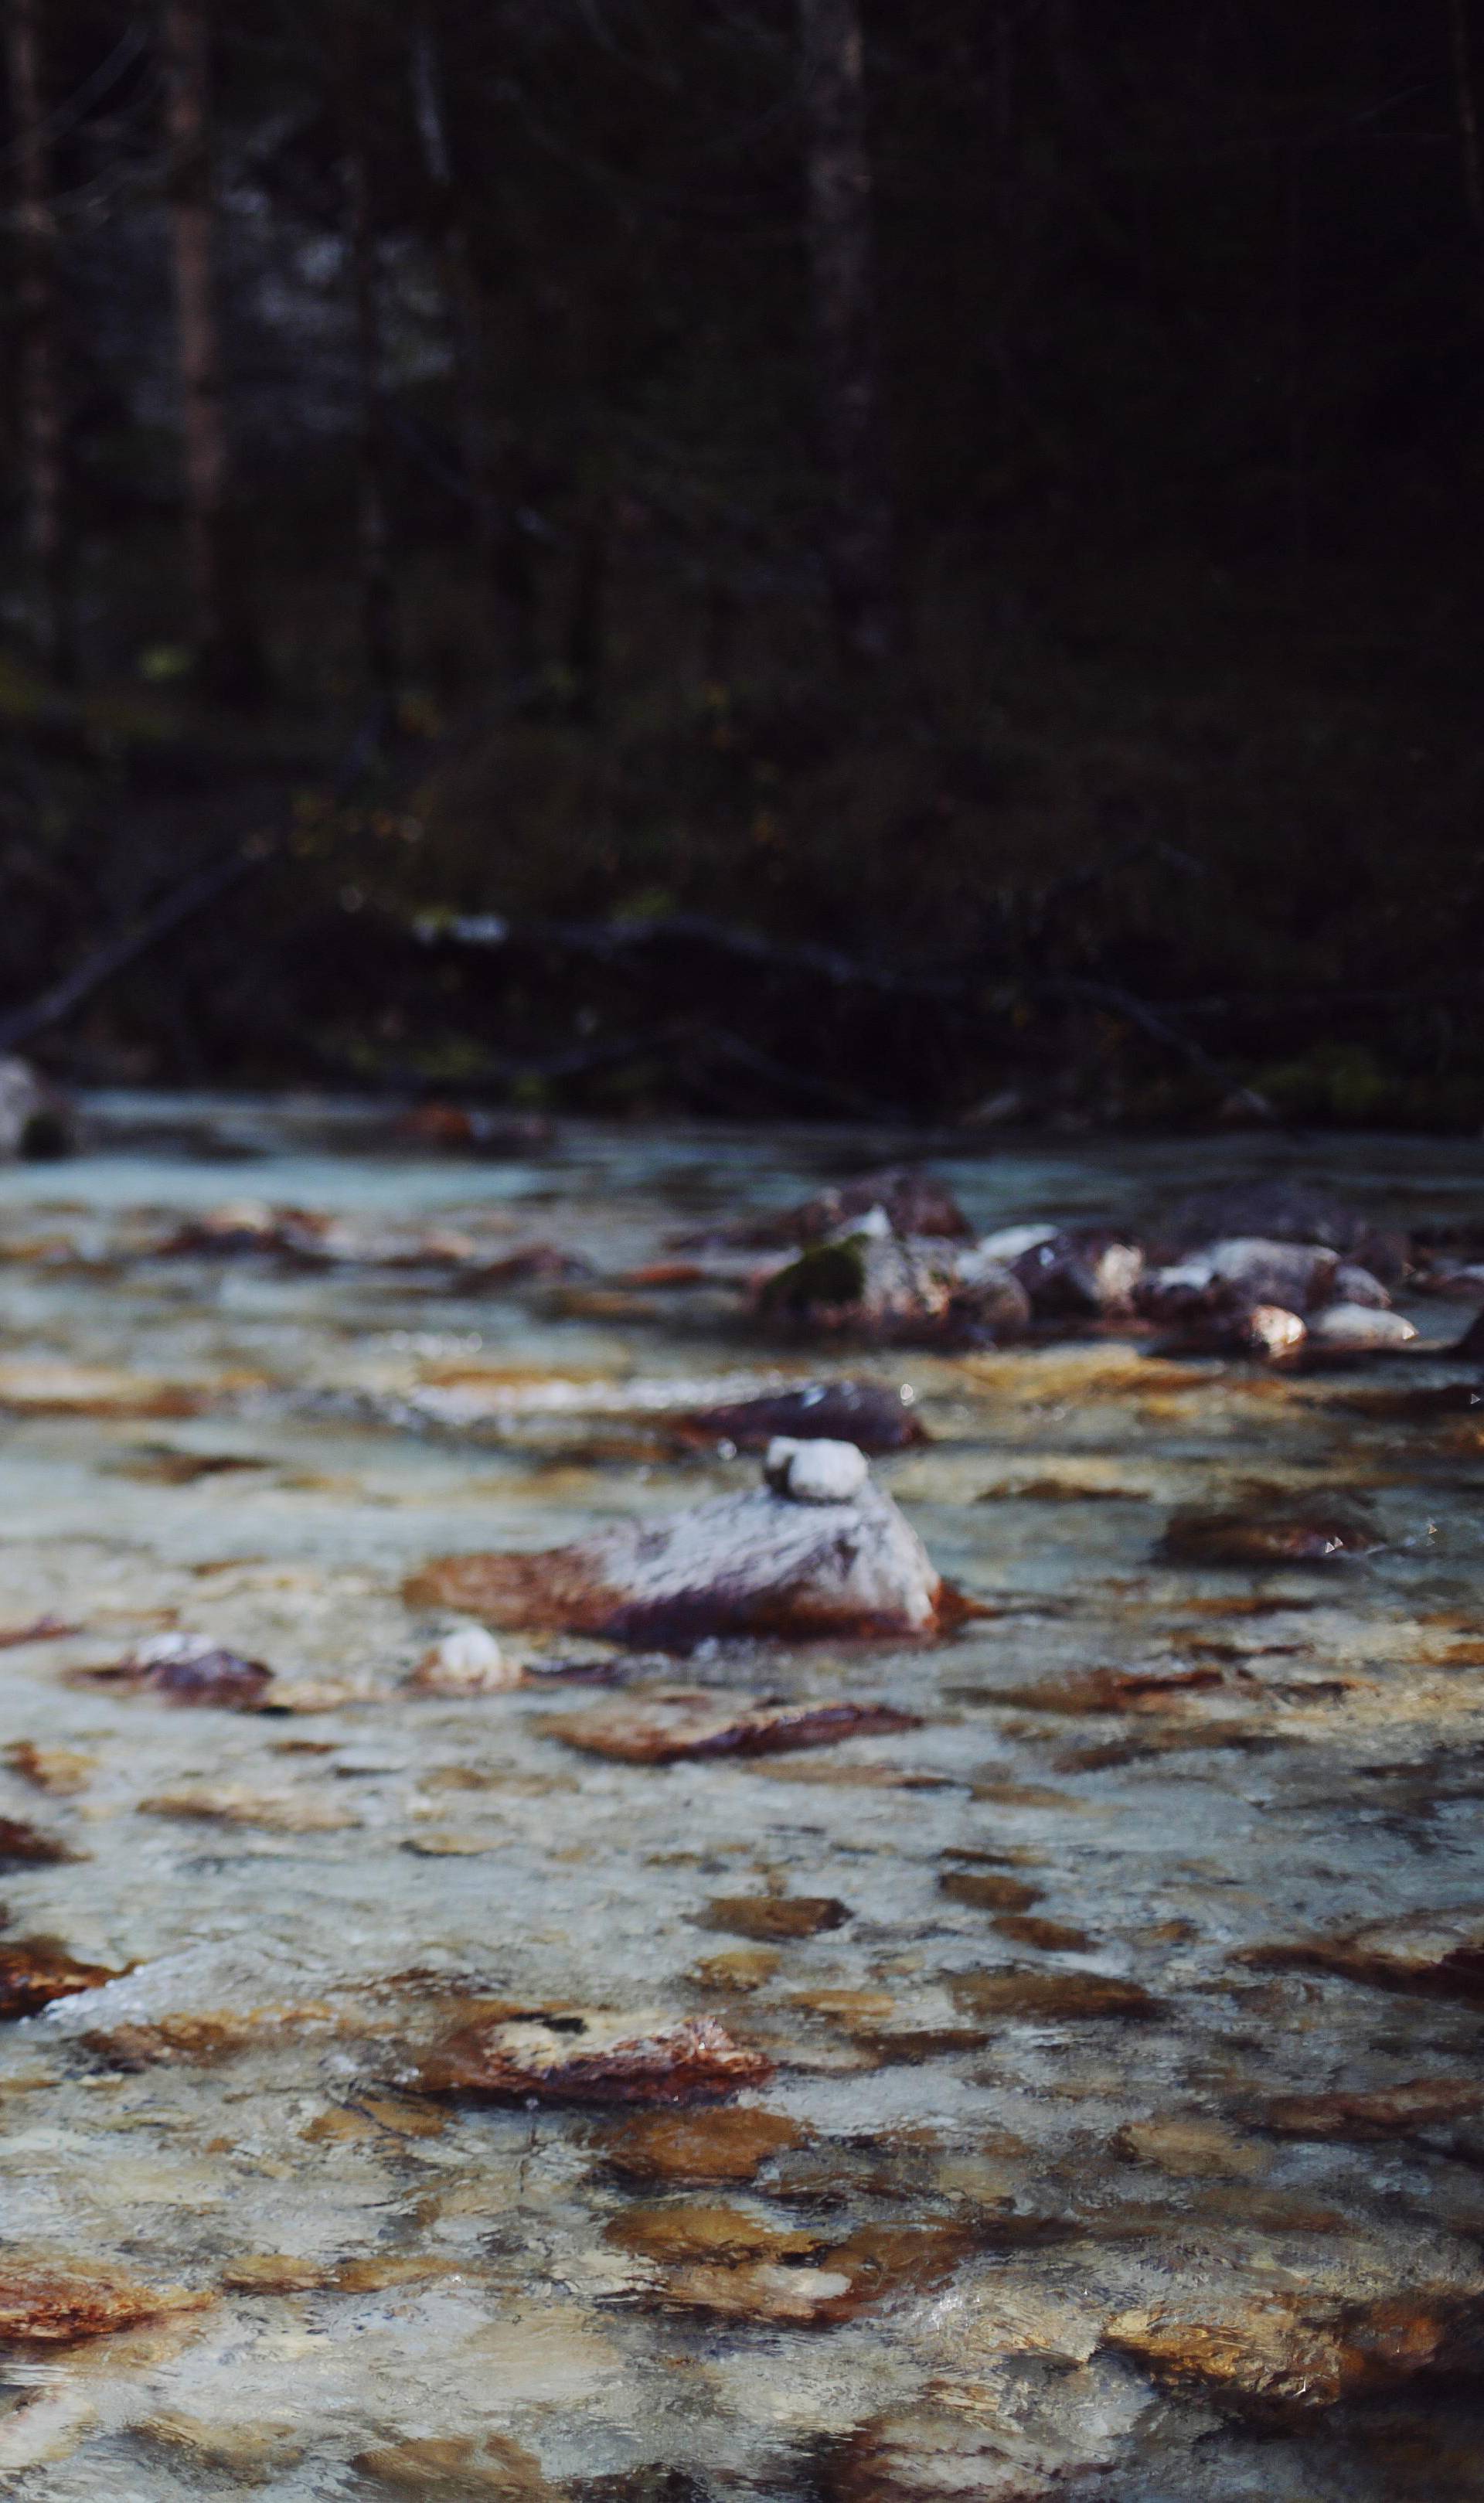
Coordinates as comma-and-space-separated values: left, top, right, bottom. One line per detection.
757, 1238, 867, 1318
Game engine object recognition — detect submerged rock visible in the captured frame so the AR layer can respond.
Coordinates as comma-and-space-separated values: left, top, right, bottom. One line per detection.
699, 1892, 851, 1940
421, 2008, 774, 2105
82, 1631, 274, 1708
0, 2253, 211, 2343
0, 1814, 76, 1868
675, 1380, 927, 1452
636, 2219, 981, 2328
138, 1783, 360, 1834
948, 1970, 1160, 2022
2, 1741, 94, 1794
1158, 1496, 1380, 1567
542, 1691, 920, 1762
595, 2106, 805, 2184
1247, 1908, 1484, 2000
1258, 2080, 1484, 2140
0, 1938, 117, 2020
353, 2431, 560, 2500
160, 1200, 328, 1257
405, 1449, 952, 1644
1105, 2281, 1484, 2421
825, 2390, 1132, 2502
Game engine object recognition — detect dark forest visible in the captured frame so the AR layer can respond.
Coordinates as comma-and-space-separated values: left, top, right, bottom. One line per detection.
4, 0, 1483, 1125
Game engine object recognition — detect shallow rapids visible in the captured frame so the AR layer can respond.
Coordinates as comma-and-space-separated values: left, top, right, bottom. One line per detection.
0, 1098, 1481, 2500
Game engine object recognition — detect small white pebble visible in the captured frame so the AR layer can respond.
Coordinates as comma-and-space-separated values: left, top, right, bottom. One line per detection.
408, 1624, 521, 1695
764, 1437, 869, 1504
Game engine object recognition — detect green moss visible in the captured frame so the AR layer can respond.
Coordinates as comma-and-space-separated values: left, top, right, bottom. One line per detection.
758, 1238, 868, 1316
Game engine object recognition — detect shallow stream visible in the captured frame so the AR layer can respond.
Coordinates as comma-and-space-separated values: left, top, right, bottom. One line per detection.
0, 1099, 1482, 2499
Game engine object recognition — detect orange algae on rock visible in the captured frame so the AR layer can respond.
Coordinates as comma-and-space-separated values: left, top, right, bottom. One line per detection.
0, 2254, 213, 2343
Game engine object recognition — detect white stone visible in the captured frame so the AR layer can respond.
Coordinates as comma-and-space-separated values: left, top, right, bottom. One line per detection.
410, 1623, 521, 1694
764, 1436, 870, 1503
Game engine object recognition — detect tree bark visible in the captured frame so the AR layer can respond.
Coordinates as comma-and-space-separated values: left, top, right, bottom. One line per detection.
160, 0, 264, 702
411, 18, 537, 688
6, 0, 72, 679
345, 146, 398, 722
797, 0, 901, 666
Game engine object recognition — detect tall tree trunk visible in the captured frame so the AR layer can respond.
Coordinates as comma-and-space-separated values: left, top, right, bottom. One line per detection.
411, 19, 537, 689
345, 146, 398, 725
160, 0, 263, 703
797, 0, 901, 666
6, 0, 72, 680
1449, 0, 1484, 271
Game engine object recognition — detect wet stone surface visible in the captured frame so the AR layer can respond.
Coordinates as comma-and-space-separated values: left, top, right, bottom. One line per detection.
0, 1105, 1481, 2495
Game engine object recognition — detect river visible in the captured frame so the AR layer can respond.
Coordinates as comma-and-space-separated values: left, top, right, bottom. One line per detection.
0, 1095, 1479, 2499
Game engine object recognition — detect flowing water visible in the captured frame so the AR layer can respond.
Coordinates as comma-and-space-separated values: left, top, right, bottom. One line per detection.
0, 1096, 1482, 2499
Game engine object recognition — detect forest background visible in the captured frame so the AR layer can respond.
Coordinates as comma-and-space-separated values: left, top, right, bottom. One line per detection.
2, 0, 1482, 1130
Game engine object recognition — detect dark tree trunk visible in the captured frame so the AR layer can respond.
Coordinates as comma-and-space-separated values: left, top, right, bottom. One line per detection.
7, 0, 72, 680
345, 147, 398, 724
411, 19, 538, 690
797, 0, 901, 666
161, 0, 264, 703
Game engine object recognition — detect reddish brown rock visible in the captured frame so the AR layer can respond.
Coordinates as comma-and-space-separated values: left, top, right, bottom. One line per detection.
160, 1203, 328, 1258
1258, 2080, 1484, 2140
938, 1871, 1044, 1914
994, 1915, 1095, 1952
948, 1970, 1159, 2022
541, 1691, 920, 1764
0, 1938, 117, 2021
352, 2431, 560, 2498
421, 2008, 774, 2105
1244, 1909, 1484, 2001
994, 1664, 1224, 1715
594, 2106, 805, 2184
699, 1894, 851, 1941
655, 2220, 980, 2327
606, 2202, 822, 2268
2, 1742, 94, 1793
1105, 2284, 1484, 2421
0, 2254, 212, 2343
1158, 1498, 1379, 1568
0, 1817, 76, 1870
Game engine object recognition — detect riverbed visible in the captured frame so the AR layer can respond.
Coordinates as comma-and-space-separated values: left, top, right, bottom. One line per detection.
0, 1098, 1481, 2499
